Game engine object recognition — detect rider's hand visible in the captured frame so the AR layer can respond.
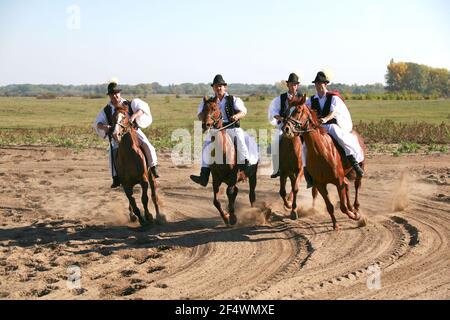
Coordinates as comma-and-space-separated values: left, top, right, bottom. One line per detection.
103, 124, 112, 132
274, 115, 284, 123
319, 118, 326, 124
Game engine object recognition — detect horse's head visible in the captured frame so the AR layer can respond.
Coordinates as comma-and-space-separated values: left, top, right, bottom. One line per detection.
200, 96, 223, 133
282, 94, 318, 139
112, 103, 132, 143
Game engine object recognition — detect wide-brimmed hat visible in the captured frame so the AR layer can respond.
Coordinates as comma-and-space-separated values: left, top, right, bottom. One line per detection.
286, 73, 300, 84
312, 71, 330, 84
211, 74, 227, 87
107, 82, 122, 95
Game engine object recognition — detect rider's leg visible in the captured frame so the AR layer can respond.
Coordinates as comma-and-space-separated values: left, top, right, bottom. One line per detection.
270, 128, 281, 178
327, 124, 364, 177
136, 129, 159, 178
190, 140, 211, 187
229, 128, 251, 175
302, 142, 313, 188
109, 145, 120, 188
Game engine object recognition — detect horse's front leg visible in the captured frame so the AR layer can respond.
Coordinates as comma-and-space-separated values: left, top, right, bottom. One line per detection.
336, 181, 359, 221
213, 181, 230, 226
354, 177, 362, 212
316, 183, 339, 230
226, 185, 238, 226
149, 176, 165, 224
279, 174, 291, 209
124, 186, 147, 226
141, 181, 154, 225
289, 174, 300, 220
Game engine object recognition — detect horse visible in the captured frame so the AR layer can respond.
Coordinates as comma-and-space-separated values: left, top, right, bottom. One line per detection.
277, 94, 312, 220
111, 103, 165, 226
282, 94, 366, 230
200, 96, 258, 226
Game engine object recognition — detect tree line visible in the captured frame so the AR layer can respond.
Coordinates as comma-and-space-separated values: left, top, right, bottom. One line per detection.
386, 59, 449, 96
0, 61, 447, 98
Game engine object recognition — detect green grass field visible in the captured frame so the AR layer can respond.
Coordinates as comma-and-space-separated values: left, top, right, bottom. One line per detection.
0, 96, 448, 149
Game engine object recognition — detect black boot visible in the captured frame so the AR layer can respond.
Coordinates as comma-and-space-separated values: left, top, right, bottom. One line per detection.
111, 176, 121, 188
270, 170, 280, 178
150, 165, 159, 178
303, 167, 313, 189
190, 167, 211, 187
347, 155, 364, 177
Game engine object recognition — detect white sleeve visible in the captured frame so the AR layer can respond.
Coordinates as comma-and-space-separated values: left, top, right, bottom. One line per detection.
93, 108, 109, 140
233, 96, 247, 115
305, 97, 312, 107
197, 101, 204, 116
131, 98, 152, 128
268, 97, 281, 126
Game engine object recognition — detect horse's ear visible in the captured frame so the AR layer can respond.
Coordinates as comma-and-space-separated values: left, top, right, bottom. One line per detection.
203, 96, 209, 103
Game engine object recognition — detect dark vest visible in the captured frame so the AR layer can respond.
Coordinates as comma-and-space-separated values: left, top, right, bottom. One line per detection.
103, 99, 134, 128
310, 93, 337, 125
280, 92, 302, 118
223, 95, 240, 128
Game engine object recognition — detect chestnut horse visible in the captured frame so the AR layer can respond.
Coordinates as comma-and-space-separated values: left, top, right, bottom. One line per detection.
200, 96, 258, 226
282, 95, 366, 230
277, 94, 313, 220
112, 103, 165, 226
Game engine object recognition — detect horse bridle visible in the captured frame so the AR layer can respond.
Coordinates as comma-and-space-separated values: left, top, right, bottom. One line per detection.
285, 108, 317, 135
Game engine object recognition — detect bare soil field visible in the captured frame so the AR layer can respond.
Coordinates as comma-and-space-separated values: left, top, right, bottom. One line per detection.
0, 146, 449, 299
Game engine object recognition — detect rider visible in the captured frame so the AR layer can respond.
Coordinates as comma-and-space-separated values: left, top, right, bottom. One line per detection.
190, 74, 251, 187
268, 72, 302, 178
303, 71, 365, 187
94, 81, 159, 188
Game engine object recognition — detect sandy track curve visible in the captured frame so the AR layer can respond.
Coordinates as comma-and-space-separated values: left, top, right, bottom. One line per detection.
0, 146, 449, 299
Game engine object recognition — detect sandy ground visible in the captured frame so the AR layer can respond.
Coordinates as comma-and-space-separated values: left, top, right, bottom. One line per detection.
0, 146, 449, 300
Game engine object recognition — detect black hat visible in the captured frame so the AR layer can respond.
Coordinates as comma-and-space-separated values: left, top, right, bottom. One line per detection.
211, 74, 227, 87
107, 82, 122, 95
286, 73, 300, 84
312, 71, 330, 84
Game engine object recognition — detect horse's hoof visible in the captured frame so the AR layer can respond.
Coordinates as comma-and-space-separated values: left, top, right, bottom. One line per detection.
222, 214, 230, 226
229, 213, 237, 226
129, 213, 137, 223
145, 212, 154, 224
290, 210, 298, 220
357, 215, 368, 227
333, 224, 340, 231
155, 213, 167, 225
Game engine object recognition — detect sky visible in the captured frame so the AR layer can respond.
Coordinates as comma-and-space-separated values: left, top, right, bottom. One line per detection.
0, 0, 449, 86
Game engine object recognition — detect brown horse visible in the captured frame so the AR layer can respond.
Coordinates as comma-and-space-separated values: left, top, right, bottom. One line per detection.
282, 94, 366, 230
200, 96, 258, 226
112, 103, 165, 226
277, 94, 310, 220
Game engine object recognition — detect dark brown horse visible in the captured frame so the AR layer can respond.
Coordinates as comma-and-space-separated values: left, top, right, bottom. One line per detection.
282, 95, 366, 230
200, 96, 258, 226
112, 103, 165, 226
277, 94, 310, 220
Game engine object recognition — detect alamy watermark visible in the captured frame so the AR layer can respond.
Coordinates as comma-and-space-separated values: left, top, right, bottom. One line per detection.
66, 265, 81, 289
366, 264, 381, 290
66, 5, 81, 30
170, 121, 281, 175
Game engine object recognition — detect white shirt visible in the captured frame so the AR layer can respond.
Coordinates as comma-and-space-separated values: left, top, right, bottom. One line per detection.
93, 98, 152, 139
306, 93, 353, 132
268, 92, 296, 126
197, 93, 247, 122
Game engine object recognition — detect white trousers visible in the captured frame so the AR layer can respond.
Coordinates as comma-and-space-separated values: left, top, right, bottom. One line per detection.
302, 124, 364, 166
109, 129, 157, 176
271, 128, 283, 173
201, 127, 250, 168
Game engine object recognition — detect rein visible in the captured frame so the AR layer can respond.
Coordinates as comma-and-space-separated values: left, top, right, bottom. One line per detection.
286, 114, 316, 135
